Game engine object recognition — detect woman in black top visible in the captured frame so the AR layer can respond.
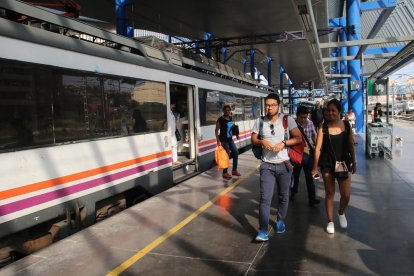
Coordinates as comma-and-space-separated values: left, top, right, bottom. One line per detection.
215, 105, 240, 179
312, 99, 356, 234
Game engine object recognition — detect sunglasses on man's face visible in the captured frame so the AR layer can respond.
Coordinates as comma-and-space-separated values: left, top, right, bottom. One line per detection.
270, 124, 275, 135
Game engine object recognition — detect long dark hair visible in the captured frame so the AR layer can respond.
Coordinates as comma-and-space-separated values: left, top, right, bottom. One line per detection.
327, 99, 342, 113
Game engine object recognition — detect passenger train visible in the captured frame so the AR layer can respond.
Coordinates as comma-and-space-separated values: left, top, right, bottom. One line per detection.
0, 0, 272, 263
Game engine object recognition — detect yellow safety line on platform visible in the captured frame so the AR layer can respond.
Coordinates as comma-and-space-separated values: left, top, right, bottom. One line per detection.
106, 165, 259, 276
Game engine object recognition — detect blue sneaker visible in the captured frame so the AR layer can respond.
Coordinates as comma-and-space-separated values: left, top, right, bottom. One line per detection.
255, 230, 269, 241
275, 219, 286, 234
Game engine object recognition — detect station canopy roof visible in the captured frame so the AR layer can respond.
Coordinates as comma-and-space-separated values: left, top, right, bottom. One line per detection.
24, 0, 414, 91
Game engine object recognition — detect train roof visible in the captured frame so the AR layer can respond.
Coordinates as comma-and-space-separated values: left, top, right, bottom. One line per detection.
0, 0, 273, 95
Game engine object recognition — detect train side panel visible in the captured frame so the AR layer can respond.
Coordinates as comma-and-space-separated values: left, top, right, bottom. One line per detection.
0, 132, 173, 238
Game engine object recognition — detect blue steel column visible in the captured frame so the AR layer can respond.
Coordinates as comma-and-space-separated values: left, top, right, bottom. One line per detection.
267, 57, 272, 86
116, 0, 134, 37
250, 49, 255, 80
204, 33, 212, 59
340, 17, 349, 115
242, 58, 247, 73
279, 66, 284, 94
222, 48, 228, 64
347, 0, 363, 132
288, 77, 293, 114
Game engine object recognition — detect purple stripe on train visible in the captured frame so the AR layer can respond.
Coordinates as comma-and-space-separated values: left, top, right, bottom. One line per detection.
0, 157, 172, 216
198, 132, 252, 154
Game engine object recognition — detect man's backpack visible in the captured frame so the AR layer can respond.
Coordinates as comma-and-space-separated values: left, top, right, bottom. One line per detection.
282, 115, 308, 166
252, 116, 264, 159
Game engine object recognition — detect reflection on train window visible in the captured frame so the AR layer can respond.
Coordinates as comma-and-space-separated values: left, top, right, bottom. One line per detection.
0, 62, 54, 150
0, 59, 167, 152
199, 88, 259, 126
54, 75, 89, 142
130, 81, 166, 132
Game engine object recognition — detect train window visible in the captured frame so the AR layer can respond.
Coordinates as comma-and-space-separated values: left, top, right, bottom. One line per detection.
54, 75, 90, 143
244, 96, 260, 120
199, 88, 221, 126
123, 80, 167, 133
199, 89, 260, 126
0, 61, 54, 150
0, 58, 167, 153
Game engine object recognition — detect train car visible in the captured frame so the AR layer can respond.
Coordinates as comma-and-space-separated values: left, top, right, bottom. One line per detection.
0, 0, 271, 264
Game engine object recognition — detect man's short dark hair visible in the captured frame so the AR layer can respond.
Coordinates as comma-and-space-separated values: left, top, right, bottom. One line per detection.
296, 105, 310, 116
265, 93, 281, 104
222, 105, 232, 111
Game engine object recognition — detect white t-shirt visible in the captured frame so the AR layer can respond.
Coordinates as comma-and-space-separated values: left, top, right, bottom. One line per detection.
252, 114, 298, 164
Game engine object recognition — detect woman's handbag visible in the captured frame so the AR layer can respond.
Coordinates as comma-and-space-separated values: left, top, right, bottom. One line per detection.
215, 145, 229, 169
232, 124, 239, 136
334, 161, 349, 179
175, 128, 181, 141
327, 127, 349, 179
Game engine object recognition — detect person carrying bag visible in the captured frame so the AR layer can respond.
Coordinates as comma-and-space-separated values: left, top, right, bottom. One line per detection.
215, 145, 229, 169
311, 99, 357, 235
290, 106, 320, 206
215, 105, 241, 179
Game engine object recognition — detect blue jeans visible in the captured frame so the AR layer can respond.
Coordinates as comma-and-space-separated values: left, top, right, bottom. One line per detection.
221, 139, 238, 173
259, 162, 293, 230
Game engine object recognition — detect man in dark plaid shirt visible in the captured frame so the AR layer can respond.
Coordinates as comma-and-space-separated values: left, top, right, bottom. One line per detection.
290, 106, 320, 206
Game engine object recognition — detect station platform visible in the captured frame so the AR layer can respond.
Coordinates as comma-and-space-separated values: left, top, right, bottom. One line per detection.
1, 121, 413, 276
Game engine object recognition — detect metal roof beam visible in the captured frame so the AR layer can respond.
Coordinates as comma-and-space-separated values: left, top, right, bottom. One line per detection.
325, 74, 352, 79
356, 1, 396, 59
319, 35, 414, 48
173, 31, 306, 49
294, 0, 328, 91
369, 40, 414, 79
322, 52, 396, 62
360, 0, 397, 12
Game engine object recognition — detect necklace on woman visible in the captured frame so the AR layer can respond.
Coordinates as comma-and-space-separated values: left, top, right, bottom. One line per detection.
329, 120, 343, 134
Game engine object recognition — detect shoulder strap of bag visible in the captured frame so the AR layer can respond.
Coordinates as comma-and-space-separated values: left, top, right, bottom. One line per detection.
283, 115, 289, 141
258, 116, 264, 137
344, 119, 351, 134
325, 122, 340, 162
297, 123, 314, 151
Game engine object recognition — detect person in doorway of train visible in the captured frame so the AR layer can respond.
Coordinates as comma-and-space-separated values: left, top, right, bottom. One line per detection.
251, 93, 302, 241
290, 105, 320, 206
311, 99, 357, 234
215, 105, 241, 179
169, 101, 180, 165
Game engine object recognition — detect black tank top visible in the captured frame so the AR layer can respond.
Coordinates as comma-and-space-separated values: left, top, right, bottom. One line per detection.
319, 121, 351, 167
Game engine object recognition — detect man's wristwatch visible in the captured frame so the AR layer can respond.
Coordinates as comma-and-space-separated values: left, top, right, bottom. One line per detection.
282, 140, 286, 146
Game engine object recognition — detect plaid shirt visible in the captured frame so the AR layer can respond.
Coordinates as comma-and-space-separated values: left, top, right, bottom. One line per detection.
299, 118, 316, 148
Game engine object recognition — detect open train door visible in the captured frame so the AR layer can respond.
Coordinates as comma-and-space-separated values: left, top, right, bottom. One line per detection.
170, 82, 198, 183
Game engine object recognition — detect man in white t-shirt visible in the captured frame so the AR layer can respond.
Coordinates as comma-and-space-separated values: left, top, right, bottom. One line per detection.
251, 93, 302, 241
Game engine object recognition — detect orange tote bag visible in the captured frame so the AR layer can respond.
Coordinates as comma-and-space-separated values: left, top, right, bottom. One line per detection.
215, 145, 229, 169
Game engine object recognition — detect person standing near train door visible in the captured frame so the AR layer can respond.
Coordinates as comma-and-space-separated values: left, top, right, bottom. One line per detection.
215, 105, 241, 179
251, 93, 302, 241
169, 101, 180, 165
